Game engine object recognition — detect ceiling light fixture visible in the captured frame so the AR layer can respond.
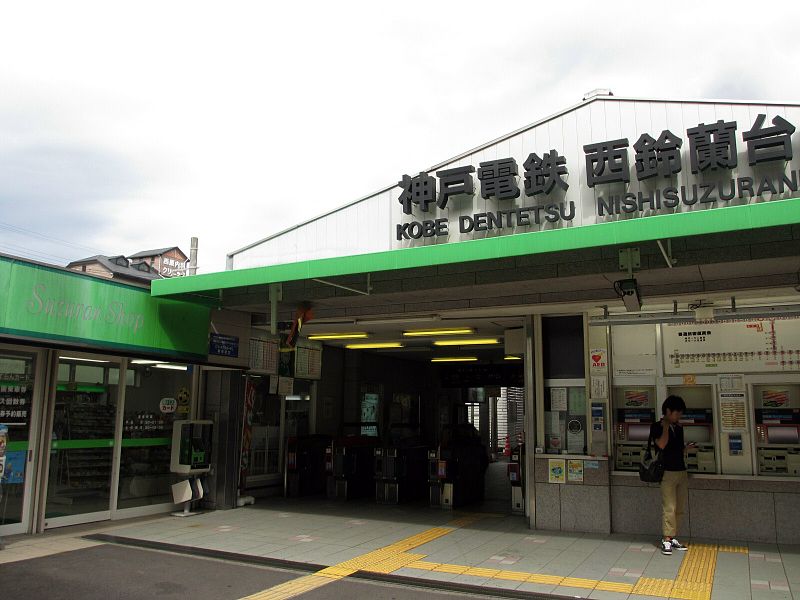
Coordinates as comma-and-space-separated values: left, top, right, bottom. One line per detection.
345, 342, 404, 350
433, 338, 500, 346
504, 355, 522, 361
60, 357, 109, 363
154, 364, 188, 371
130, 359, 166, 365
307, 333, 369, 340
403, 328, 474, 337
431, 357, 479, 363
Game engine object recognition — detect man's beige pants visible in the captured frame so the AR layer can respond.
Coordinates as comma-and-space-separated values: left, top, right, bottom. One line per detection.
660, 470, 688, 537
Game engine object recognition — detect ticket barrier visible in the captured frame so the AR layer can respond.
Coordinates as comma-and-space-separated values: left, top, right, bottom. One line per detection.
329, 435, 379, 500
285, 434, 331, 497
428, 424, 488, 509
374, 441, 428, 504
507, 443, 525, 514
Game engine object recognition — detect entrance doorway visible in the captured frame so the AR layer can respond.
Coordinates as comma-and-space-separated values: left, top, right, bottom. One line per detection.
43, 354, 120, 527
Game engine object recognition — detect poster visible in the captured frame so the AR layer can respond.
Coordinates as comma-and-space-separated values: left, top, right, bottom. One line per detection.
268, 375, 279, 394
761, 389, 789, 407
719, 373, 745, 392
548, 458, 565, 484
623, 389, 650, 407
567, 459, 584, 483
550, 388, 567, 411
590, 376, 608, 399
278, 376, 294, 396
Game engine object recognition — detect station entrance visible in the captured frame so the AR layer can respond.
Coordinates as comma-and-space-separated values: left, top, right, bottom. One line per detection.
237, 316, 531, 517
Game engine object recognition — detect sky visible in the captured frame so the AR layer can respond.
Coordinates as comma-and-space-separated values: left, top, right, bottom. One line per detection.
1, 1, 798, 273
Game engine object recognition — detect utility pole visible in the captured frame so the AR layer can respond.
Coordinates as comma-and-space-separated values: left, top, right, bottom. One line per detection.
188, 237, 198, 275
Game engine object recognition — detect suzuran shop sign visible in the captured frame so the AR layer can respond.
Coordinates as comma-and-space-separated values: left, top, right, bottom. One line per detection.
395, 111, 799, 242
0, 257, 210, 359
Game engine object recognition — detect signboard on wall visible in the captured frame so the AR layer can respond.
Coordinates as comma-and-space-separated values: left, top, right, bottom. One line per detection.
611, 324, 657, 376
663, 318, 800, 374
294, 340, 322, 380
395, 109, 800, 246
249, 338, 279, 374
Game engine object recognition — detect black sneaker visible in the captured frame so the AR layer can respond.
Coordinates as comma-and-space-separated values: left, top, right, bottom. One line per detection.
670, 538, 688, 551
660, 539, 672, 555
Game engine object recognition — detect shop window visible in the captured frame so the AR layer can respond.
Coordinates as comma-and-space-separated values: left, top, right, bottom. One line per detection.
116, 363, 191, 509
0, 351, 36, 526
75, 364, 104, 384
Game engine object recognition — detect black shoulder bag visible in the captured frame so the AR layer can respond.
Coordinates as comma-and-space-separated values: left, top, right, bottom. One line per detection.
639, 434, 664, 483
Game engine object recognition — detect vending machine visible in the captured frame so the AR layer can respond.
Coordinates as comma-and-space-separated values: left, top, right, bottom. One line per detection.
753, 384, 800, 476
667, 385, 716, 473
613, 386, 656, 471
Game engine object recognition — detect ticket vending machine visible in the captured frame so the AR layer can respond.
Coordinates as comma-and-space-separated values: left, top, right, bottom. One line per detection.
613, 386, 656, 471
667, 385, 716, 473
753, 384, 800, 476
170, 419, 213, 516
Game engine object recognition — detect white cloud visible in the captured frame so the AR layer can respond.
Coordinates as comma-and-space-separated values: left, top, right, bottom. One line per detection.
0, 0, 797, 272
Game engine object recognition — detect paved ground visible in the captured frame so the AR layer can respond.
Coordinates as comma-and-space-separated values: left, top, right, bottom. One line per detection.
0, 544, 512, 600
2, 498, 798, 600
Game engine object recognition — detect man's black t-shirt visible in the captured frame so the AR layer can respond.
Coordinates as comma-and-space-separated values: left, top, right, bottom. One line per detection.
649, 421, 686, 471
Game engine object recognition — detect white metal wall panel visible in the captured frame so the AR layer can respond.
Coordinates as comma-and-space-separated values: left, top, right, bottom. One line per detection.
232, 98, 800, 270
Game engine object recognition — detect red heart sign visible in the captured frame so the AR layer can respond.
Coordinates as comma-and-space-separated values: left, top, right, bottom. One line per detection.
591, 354, 602, 363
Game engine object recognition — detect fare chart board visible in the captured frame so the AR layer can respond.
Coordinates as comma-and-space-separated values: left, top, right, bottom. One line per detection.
663, 318, 800, 374
294, 340, 322, 380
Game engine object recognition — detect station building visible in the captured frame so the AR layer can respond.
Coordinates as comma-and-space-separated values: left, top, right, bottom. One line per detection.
3, 93, 800, 544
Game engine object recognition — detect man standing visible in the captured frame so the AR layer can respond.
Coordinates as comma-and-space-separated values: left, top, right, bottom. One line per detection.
651, 395, 695, 555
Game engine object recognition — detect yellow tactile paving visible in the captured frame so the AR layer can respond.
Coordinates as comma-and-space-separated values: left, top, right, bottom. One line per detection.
595, 581, 635, 593
241, 514, 726, 600
633, 577, 675, 596
528, 574, 564, 585
239, 522, 460, 599
561, 576, 600, 589
240, 574, 331, 600
718, 545, 748, 554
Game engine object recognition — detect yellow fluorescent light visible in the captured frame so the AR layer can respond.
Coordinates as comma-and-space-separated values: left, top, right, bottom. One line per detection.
504, 355, 522, 360
307, 333, 369, 340
431, 357, 478, 363
345, 342, 403, 350
433, 338, 500, 346
403, 328, 474, 337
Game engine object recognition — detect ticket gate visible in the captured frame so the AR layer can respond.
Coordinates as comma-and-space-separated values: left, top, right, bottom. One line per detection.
507, 443, 525, 514
285, 434, 331, 497
428, 424, 488, 509
328, 435, 379, 500
374, 441, 428, 504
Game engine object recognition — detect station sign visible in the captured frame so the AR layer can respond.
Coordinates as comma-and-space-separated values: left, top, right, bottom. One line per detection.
396, 113, 798, 242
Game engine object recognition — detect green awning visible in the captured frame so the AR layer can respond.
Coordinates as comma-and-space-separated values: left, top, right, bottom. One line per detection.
152, 197, 800, 299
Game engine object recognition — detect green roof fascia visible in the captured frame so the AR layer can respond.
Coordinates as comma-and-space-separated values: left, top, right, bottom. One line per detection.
152, 197, 800, 298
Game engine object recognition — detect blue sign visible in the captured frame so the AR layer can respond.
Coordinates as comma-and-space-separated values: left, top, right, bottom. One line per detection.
209, 333, 239, 358
2, 450, 25, 484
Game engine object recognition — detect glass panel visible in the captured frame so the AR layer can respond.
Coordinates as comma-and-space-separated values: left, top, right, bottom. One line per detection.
117, 363, 191, 509
284, 380, 311, 445
246, 376, 281, 484
544, 385, 586, 454
0, 351, 36, 526
46, 358, 117, 519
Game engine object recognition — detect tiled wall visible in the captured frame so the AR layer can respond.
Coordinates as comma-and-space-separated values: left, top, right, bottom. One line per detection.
533, 459, 800, 543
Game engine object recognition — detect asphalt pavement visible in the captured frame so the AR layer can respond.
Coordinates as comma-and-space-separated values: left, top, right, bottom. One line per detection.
2, 544, 513, 600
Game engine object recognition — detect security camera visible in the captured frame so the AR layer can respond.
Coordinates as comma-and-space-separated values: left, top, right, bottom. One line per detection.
614, 278, 641, 312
